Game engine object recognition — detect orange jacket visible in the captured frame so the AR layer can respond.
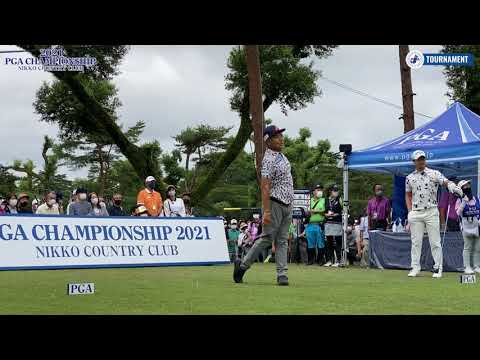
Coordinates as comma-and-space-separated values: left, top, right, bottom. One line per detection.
137, 188, 163, 217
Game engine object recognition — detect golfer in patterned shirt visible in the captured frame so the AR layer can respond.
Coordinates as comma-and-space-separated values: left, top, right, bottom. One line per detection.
233, 125, 294, 286
406, 150, 463, 278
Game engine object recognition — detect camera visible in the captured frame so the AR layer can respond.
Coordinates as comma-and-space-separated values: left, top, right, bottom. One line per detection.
339, 144, 352, 155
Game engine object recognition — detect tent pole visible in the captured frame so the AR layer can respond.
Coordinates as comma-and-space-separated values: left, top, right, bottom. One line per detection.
342, 153, 349, 267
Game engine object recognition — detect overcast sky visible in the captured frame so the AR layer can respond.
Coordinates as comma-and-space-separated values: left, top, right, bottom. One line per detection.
0, 45, 449, 180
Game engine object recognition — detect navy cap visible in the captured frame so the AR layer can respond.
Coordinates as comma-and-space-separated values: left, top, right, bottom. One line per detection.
313, 184, 324, 190
263, 125, 286, 141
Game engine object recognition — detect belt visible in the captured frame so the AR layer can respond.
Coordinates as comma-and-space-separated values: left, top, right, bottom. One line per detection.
270, 197, 290, 207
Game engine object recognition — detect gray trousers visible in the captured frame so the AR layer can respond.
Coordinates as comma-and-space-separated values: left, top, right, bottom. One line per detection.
463, 234, 480, 269
241, 201, 292, 277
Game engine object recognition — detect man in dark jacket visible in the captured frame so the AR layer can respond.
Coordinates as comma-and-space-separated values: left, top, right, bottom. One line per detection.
17, 193, 33, 214
108, 193, 127, 216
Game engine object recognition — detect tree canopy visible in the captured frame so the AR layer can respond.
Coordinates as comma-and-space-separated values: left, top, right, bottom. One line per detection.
442, 45, 480, 114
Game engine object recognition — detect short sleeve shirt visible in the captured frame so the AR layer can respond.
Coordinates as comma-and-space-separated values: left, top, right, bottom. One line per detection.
405, 167, 447, 210
261, 148, 294, 205
137, 189, 163, 217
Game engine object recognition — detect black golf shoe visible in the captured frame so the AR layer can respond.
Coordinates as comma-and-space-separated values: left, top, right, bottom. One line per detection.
277, 275, 289, 286
233, 259, 246, 283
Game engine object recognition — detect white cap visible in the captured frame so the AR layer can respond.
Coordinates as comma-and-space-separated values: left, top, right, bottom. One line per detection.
145, 176, 156, 183
412, 150, 426, 161
458, 180, 471, 189
230, 219, 237, 225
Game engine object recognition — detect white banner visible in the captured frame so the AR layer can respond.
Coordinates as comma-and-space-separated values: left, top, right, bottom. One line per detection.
0, 215, 230, 270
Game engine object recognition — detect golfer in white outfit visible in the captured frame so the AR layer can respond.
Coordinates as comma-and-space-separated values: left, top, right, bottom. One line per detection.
405, 150, 463, 278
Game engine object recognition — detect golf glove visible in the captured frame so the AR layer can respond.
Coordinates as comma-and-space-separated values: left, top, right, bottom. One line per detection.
447, 181, 463, 197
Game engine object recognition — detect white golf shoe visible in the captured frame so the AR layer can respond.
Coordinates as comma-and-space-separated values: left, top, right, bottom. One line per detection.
432, 268, 443, 278
464, 267, 475, 275
474, 267, 480, 274
323, 261, 332, 267
332, 262, 340, 267
408, 268, 420, 277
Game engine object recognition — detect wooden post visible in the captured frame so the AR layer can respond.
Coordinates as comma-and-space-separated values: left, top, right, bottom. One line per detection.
399, 45, 415, 133
245, 45, 265, 186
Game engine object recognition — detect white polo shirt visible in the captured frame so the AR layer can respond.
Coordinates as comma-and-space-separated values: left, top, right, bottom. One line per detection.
405, 167, 447, 210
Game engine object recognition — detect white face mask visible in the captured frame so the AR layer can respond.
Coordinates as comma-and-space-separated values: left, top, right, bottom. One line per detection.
316, 191, 323, 197
91, 198, 99, 205
231, 225, 237, 229
79, 193, 87, 201
9, 199, 18, 207
47, 199, 56, 206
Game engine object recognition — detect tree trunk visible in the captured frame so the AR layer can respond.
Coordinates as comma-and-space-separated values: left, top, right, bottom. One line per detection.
399, 45, 415, 133
98, 145, 105, 197
192, 95, 273, 205
19, 45, 165, 194
245, 45, 265, 186
185, 153, 190, 191
192, 112, 252, 205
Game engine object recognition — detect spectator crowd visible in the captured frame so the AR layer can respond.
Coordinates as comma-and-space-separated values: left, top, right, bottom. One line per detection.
223, 182, 394, 269
2, 174, 465, 270
0, 176, 195, 219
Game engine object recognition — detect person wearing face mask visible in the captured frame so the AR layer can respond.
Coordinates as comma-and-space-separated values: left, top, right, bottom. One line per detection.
181, 192, 194, 217
308, 184, 326, 265
66, 189, 78, 215
108, 193, 126, 216
162, 185, 186, 217
237, 222, 252, 260
69, 188, 93, 216
31, 198, 39, 213
439, 177, 461, 232
455, 180, 480, 274
98, 197, 107, 210
5, 194, 18, 214
17, 193, 33, 214
88, 192, 109, 216
36, 191, 60, 215
228, 219, 240, 262
367, 184, 391, 231
0, 199, 7, 215
137, 176, 163, 217
324, 185, 343, 267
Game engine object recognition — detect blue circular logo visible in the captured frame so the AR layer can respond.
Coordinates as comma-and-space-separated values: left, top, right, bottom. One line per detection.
406, 50, 424, 69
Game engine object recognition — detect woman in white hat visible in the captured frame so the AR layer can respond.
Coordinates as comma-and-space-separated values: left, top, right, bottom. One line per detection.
455, 180, 480, 274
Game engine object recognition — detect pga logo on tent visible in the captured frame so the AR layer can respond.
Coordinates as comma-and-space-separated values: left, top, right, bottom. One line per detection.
398, 128, 450, 145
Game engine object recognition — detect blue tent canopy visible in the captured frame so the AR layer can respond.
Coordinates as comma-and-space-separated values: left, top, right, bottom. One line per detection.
347, 102, 480, 223
348, 102, 480, 180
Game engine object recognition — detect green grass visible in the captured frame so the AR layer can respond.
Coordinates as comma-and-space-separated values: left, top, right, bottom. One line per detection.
0, 263, 479, 314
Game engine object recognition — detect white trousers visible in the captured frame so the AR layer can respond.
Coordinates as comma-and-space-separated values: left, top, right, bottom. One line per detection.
408, 207, 442, 271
